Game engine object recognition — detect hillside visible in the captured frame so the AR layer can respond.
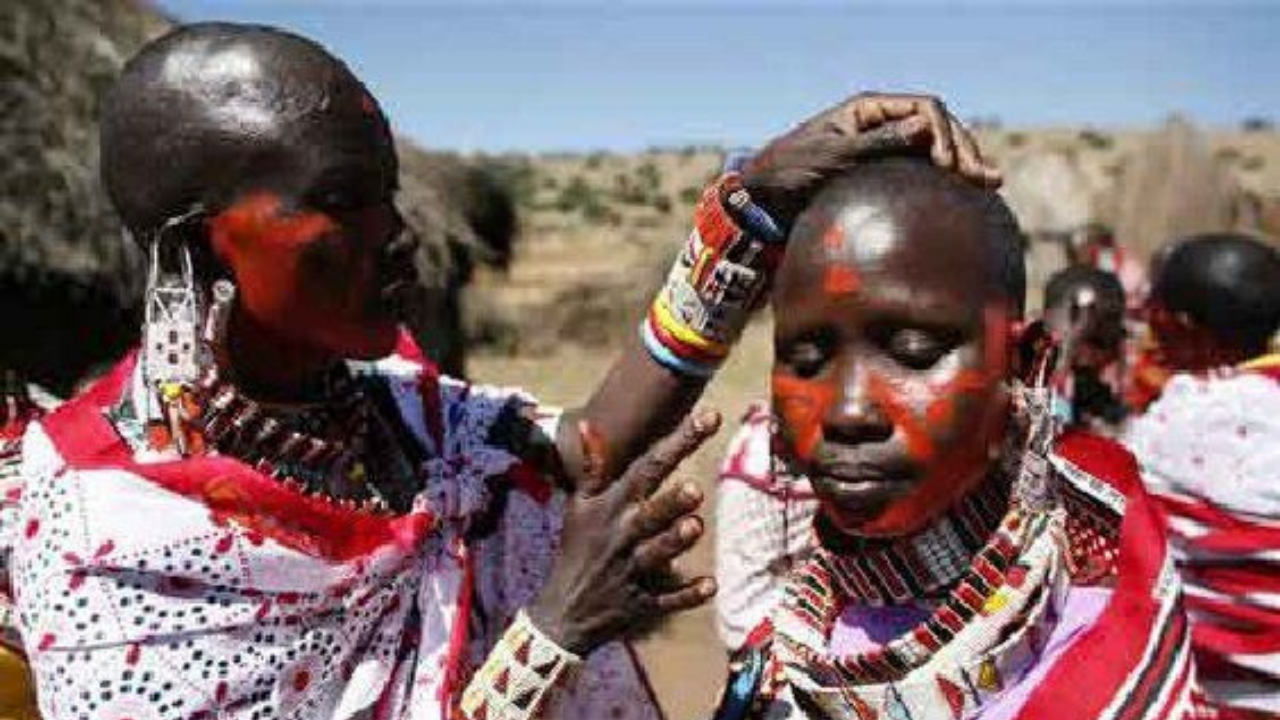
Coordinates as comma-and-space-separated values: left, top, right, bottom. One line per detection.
468, 122, 1280, 358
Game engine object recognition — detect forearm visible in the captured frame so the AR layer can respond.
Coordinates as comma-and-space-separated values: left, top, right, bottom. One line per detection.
555, 171, 782, 486
559, 336, 707, 484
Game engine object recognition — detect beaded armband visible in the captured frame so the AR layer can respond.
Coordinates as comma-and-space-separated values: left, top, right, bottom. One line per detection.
641, 172, 785, 378
459, 610, 582, 720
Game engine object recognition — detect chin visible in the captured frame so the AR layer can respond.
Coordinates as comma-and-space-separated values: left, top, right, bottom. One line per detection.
818, 492, 945, 539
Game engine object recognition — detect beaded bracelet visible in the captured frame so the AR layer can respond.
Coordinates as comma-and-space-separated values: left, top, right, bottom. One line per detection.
641, 171, 784, 378
458, 609, 583, 720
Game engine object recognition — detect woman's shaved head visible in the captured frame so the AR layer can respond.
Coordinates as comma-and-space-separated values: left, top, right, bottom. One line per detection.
783, 157, 1026, 314
101, 22, 396, 237
101, 23, 411, 363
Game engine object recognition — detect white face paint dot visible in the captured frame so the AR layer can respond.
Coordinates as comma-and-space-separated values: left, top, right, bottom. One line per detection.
832, 205, 897, 267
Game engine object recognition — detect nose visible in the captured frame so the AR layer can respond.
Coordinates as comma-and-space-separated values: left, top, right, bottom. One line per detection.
822, 359, 893, 445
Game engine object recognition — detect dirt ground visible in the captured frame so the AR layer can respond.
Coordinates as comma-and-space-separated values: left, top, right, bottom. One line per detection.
469, 319, 775, 720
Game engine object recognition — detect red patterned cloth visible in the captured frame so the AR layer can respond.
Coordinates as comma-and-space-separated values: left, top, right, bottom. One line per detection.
1125, 356, 1280, 718
3, 348, 661, 720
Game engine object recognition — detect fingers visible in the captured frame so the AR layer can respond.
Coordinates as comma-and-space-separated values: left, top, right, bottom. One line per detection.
848, 94, 955, 167
653, 577, 717, 613
633, 513, 703, 570
620, 408, 720, 501
949, 117, 1003, 188
848, 93, 1003, 183
629, 481, 703, 539
848, 116, 931, 157
920, 97, 956, 169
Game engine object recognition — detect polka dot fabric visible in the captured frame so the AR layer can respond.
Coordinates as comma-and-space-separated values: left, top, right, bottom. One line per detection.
6, 355, 660, 720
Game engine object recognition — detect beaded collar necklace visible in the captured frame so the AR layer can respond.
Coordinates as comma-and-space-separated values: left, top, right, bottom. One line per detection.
774, 496, 1047, 688
811, 473, 1010, 609
118, 362, 424, 514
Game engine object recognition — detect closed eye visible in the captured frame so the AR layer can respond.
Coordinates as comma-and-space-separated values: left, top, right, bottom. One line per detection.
872, 324, 962, 370
776, 328, 836, 379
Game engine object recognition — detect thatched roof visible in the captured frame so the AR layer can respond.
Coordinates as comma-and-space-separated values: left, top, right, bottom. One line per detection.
0, 0, 515, 384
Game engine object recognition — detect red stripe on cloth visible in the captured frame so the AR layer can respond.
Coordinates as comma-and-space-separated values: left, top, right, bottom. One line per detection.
1153, 640, 1195, 720
438, 542, 475, 708
1114, 610, 1189, 720
1189, 527, 1280, 556
39, 354, 436, 563
1016, 432, 1187, 719
1185, 564, 1280, 601
1186, 596, 1280, 655
1158, 494, 1279, 536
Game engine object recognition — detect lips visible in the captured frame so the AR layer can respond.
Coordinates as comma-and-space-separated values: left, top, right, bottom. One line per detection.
807, 448, 917, 507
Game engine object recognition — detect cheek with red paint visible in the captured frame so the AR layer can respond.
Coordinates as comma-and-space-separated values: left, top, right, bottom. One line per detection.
865, 372, 1006, 535
850, 310, 1012, 536
209, 193, 339, 326
771, 372, 835, 463
209, 193, 395, 357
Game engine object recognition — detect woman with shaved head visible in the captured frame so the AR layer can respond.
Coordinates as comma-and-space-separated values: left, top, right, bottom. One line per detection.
1125, 233, 1280, 718
0, 20, 996, 720
709, 154, 1200, 719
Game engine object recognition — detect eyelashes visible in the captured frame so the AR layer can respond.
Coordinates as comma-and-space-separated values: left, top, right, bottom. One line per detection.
777, 324, 963, 376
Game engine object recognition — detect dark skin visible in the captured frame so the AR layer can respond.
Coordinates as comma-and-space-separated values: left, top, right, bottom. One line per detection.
101, 24, 1001, 654
1045, 289, 1123, 374
1144, 236, 1280, 374
771, 172, 1017, 537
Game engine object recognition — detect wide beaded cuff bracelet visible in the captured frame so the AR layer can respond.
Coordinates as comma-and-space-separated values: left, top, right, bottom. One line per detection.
641, 171, 784, 378
458, 610, 583, 720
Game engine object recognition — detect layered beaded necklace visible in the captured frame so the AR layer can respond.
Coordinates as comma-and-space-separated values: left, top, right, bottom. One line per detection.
119, 362, 425, 515
774, 473, 1019, 685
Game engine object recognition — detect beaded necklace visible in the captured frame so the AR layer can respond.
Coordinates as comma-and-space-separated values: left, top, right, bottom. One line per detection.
813, 475, 1010, 609
118, 362, 425, 515
774, 474, 1025, 685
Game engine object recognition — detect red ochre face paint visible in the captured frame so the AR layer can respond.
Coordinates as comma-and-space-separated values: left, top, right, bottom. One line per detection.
779, 303, 1014, 537
859, 367, 1003, 536
863, 306, 1011, 535
771, 372, 835, 463
821, 223, 862, 296
209, 191, 397, 359
209, 192, 338, 325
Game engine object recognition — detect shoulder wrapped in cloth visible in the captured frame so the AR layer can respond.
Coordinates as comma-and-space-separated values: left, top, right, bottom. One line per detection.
1126, 358, 1280, 719
4, 341, 660, 720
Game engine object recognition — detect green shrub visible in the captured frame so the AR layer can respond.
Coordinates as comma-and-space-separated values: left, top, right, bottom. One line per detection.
1079, 129, 1114, 150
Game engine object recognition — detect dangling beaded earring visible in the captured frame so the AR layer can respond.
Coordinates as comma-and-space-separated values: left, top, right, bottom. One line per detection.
203, 279, 236, 371
1010, 324, 1062, 514
138, 206, 209, 456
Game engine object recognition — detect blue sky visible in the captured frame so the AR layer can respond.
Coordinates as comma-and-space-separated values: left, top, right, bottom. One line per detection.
157, 1, 1280, 152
